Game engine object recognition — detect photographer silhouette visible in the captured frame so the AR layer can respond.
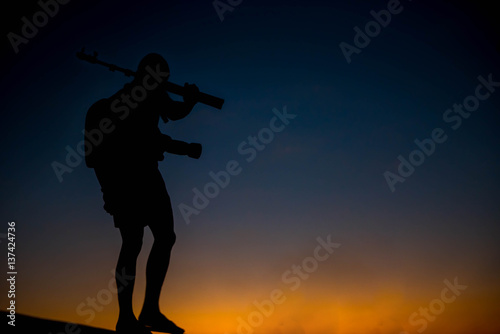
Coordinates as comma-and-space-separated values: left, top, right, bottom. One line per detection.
85, 53, 202, 334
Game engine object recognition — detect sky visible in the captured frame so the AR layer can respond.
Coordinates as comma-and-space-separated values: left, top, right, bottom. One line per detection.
0, 0, 499, 333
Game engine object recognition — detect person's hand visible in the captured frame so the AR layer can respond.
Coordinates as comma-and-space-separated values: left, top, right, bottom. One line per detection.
183, 83, 199, 104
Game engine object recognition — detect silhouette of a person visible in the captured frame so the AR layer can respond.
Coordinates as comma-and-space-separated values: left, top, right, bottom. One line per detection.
85, 53, 201, 334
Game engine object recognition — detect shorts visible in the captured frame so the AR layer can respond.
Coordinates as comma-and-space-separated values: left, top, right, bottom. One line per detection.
95, 166, 174, 229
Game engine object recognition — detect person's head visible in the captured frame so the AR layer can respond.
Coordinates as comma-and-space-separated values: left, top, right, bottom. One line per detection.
135, 53, 170, 84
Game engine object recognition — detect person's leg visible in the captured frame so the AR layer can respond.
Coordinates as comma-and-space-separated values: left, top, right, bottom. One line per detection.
139, 193, 184, 334
141, 204, 176, 315
115, 222, 146, 331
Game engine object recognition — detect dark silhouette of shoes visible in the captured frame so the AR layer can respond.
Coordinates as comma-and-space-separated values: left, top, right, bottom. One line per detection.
116, 318, 152, 334
138, 313, 184, 334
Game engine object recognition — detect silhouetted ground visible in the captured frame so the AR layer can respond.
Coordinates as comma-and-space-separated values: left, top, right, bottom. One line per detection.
1, 310, 114, 333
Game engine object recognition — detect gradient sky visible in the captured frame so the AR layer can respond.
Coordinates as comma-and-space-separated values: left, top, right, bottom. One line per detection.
1, 1, 499, 333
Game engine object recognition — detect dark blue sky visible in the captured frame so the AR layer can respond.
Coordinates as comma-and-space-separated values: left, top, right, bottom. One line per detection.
1, 1, 499, 333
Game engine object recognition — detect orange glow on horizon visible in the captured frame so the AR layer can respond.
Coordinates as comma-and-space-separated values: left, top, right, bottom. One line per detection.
18, 284, 500, 334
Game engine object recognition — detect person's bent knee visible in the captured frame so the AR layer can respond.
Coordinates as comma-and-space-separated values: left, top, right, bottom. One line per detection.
164, 232, 176, 248
121, 238, 143, 257
154, 232, 176, 249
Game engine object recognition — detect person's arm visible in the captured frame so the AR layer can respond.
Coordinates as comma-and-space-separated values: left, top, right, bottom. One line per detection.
160, 83, 200, 122
160, 134, 202, 159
